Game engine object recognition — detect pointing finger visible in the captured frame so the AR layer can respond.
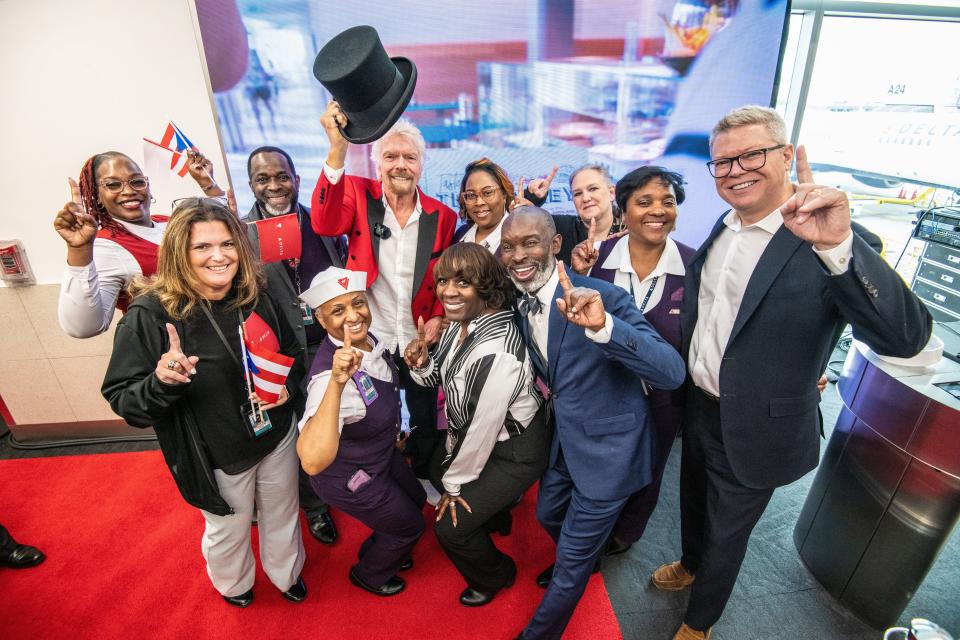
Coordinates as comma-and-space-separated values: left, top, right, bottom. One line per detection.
343, 331, 352, 351
165, 323, 182, 353
417, 316, 426, 342
517, 177, 526, 200
544, 165, 558, 186
587, 216, 597, 246
68, 177, 85, 211
226, 189, 238, 216
557, 260, 573, 293
795, 145, 814, 184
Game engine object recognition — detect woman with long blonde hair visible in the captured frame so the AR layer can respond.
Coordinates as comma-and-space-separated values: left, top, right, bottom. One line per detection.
102, 198, 308, 609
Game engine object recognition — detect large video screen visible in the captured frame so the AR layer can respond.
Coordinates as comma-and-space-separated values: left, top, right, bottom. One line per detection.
195, 0, 789, 245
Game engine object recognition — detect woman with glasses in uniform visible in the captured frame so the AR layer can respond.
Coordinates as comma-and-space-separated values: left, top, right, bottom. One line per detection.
55, 149, 224, 338
453, 158, 514, 255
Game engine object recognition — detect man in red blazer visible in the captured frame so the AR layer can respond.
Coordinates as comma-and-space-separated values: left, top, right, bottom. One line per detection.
311, 100, 457, 484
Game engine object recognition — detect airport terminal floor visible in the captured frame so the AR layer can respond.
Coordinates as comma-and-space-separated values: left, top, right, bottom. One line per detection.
2, 345, 956, 640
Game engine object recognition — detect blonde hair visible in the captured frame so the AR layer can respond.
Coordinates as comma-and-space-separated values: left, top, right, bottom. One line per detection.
130, 199, 263, 319
370, 118, 426, 169
710, 105, 787, 149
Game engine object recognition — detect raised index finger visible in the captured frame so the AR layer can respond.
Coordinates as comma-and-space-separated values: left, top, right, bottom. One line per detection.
343, 331, 352, 351
544, 165, 559, 187
516, 177, 526, 200
68, 177, 84, 209
165, 323, 182, 352
417, 316, 426, 342
587, 216, 597, 245
557, 260, 573, 293
795, 145, 814, 184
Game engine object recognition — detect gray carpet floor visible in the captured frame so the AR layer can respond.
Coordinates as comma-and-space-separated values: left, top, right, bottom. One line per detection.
2, 375, 957, 640
602, 382, 960, 640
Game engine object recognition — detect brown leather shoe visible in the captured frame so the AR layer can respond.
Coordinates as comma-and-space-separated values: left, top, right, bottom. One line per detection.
673, 623, 712, 639
651, 560, 695, 591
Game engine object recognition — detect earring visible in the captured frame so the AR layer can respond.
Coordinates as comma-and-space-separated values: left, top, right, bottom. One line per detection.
150, 195, 156, 204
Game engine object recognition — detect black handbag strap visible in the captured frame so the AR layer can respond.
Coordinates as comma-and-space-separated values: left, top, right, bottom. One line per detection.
198, 303, 242, 368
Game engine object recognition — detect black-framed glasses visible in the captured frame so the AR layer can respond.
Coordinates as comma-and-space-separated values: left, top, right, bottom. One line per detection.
706, 144, 785, 178
462, 187, 502, 203
99, 177, 149, 193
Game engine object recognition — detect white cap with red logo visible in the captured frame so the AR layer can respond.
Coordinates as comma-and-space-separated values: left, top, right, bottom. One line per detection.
298, 267, 367, 309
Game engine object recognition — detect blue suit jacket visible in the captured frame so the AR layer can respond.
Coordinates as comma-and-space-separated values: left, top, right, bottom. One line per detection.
521, 274, 686, 501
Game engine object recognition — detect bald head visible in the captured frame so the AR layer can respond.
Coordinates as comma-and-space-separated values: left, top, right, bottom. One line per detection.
500, 205, 562, 292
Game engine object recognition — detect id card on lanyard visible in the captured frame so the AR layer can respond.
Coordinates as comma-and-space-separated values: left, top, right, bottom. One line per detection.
352, 370, 379, 406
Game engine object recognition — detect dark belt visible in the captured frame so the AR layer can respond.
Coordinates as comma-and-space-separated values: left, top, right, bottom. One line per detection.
695, 386, 720, 403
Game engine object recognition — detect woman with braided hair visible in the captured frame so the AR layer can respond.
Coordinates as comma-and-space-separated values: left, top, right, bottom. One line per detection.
55, 150, 224, 338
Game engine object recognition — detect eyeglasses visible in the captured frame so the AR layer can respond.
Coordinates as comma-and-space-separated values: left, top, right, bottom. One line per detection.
462, 187, 502, 203
99, 177, 150, 193
171, 196, 229, 211
706, 144, 785, 178
253, 174, 292, 185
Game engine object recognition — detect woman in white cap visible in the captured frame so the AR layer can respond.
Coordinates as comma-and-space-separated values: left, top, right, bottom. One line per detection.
296, 267, 426, 597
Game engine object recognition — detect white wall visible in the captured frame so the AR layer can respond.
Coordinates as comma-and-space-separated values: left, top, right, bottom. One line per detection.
0, 0, 226, 285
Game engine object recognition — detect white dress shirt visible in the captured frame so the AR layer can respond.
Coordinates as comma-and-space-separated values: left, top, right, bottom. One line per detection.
324, 163, 422, 353
461, 217, 504, 254
689, 206, 854, 396
57, 219, 166, 338
601, 236, 686, 312
526, 263, 613, 368
298, 336, 395, 433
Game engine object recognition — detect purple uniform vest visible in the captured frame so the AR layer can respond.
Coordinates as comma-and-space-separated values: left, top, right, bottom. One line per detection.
589, 237, 695, 430
306, 336, 402, 488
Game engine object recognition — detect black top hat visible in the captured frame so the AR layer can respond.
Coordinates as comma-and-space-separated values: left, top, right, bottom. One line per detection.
313, 26, 418, 145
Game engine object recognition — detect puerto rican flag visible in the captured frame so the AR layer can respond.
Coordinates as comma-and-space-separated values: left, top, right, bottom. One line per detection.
242, 312, 294, 404
143, 122, 195, 177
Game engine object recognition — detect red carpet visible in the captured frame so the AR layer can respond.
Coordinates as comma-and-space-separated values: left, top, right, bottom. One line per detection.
0, 451, 622, 639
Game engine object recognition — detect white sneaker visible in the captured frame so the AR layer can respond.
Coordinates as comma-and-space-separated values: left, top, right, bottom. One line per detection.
419, 478, 442, 506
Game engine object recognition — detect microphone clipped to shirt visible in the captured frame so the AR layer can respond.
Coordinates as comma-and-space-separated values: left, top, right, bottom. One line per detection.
373, 223, 392, 240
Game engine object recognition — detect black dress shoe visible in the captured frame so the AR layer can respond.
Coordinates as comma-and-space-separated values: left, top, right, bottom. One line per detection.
399, 558, 413, 572
349, 566, 405, 596
459, 587, 497, 607
308, 512, 338, 545
459, 572, 514, 607
0, 544, 45, 568
536, 559, 602, 588
282, 576, 307, 603
605, 535, 634, 557
222, 589, 254, 608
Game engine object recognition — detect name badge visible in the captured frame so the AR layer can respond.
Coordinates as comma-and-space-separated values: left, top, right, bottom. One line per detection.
242, 400, 274, 438
300, 302, 314, 326
352, 371, 379, 406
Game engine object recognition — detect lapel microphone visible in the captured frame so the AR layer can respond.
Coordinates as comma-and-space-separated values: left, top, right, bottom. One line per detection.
373, 223, 392, 239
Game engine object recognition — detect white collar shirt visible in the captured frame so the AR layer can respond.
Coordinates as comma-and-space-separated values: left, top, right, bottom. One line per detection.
689, 206, 785, 396
602, 236, 686, 313
529, 265, 560, 365
461, 218, 504, 254
366, 192, 423, 353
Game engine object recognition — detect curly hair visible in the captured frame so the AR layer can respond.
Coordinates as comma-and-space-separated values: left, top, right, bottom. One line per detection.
77, 152, 145, 237
615, 166, 686, 213
129, 198, 263, 319
433, 242, 516, 312
457, 158, 515, 221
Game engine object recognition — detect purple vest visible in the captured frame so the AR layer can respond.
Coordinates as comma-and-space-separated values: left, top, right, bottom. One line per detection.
306, 336, 401, 487
589, 237, 695, 431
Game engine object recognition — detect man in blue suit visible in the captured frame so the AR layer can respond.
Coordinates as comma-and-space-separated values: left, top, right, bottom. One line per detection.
652, 106, 931, 640
500, 206, 686, 640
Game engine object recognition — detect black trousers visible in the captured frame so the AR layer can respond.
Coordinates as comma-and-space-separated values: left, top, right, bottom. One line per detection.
679, 388, 774, 631
394, 350, 440, 479
431, 411, 552, 593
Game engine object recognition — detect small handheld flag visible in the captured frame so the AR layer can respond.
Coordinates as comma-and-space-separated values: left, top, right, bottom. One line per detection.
143, 121, 196, 178
250, 214, 302, 263
241, 312, 293, 404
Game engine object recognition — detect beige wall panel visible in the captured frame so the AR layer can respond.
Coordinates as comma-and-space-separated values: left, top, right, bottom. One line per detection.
16, 285, 118, 359
50, 356, 118, 422
0, 359, 75, 425
0, 287, 45, 361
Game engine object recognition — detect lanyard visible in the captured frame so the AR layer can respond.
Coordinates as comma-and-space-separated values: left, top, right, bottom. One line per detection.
629, 275, 660, 314
199, 303, 244, 369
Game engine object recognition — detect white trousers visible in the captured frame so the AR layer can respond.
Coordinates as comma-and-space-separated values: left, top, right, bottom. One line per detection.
200, 421, 305, 597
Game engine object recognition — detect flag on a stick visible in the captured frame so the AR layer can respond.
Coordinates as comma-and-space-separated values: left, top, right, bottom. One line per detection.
143, 121, 195, 177
241, 312, 293, 404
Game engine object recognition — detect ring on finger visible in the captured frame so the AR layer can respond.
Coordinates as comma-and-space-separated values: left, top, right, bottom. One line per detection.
166, 360, 177, 370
